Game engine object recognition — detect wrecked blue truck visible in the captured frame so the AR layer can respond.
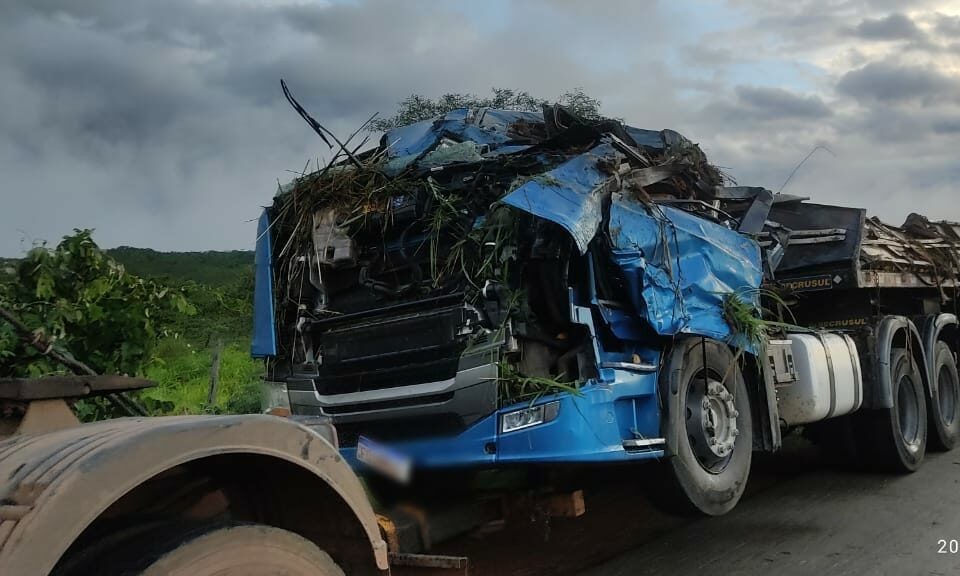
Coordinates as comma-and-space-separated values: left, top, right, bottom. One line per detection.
254, 102, 960, 515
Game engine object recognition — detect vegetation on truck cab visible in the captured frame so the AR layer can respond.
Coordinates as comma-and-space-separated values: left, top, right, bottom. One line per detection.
369, 87, 603, 131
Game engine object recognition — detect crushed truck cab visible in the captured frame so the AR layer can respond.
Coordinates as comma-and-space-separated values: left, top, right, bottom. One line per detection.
254, 106, 763, 472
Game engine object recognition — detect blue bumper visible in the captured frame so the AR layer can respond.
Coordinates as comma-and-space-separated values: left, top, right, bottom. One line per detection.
341, 368, 664, 471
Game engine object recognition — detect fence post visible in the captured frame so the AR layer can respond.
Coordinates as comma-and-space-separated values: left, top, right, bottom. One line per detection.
207, 338, 223, 407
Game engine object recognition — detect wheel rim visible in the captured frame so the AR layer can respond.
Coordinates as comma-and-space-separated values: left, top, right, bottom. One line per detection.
685, 372, 738, 474
938, 364, 958, 426
897, 372, 921, 449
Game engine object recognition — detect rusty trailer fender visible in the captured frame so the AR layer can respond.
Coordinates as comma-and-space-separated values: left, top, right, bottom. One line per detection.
0, 414, 389, 575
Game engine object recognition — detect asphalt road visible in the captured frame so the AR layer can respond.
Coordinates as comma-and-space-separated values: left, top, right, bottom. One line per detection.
579, 444, 960, 576
439, 439, 960, 576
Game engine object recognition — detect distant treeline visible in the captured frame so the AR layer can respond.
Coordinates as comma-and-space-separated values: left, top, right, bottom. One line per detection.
107, 247, 253, 288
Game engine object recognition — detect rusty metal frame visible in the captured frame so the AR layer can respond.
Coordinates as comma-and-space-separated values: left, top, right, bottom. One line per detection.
0, 414, 389, 574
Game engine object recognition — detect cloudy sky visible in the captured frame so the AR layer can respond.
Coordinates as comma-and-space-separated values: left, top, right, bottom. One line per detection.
1, 0, 958, 256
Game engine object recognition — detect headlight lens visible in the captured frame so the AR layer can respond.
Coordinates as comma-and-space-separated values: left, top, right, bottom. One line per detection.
500, 401, 560, 433
262, 380, 291, 415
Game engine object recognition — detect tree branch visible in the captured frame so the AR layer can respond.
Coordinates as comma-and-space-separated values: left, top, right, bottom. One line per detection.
0, 305, 97, 376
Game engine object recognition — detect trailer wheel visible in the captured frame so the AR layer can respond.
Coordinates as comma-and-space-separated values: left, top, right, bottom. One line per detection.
60, 523, 345, 576
661, 339, 753, 516
928, 341, 960, 451
875, 348, 927, 471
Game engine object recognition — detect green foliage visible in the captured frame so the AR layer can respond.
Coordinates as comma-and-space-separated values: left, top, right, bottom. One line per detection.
723, 291, 768, 350
105, 246, 254, 347
156, 274, 254, 347
497, 362, 582, 406
0, 231, 263, 418
102, 245, 261, 413
370, 87, 603, 131
722, 287, 801, 369
140, 339, 262, 415
0, 230, 195, 377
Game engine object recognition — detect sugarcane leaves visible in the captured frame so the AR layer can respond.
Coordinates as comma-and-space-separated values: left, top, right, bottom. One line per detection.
497, 361, 583, 405
425, 178, 465, 285
443, 204, 519, 292
723, 287, 798, 348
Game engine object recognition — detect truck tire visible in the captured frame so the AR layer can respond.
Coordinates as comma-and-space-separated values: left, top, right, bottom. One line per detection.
928, 341, 960, 451
661, 339, 753, 516
874, 348, 927, 471
60, 523, 345, 576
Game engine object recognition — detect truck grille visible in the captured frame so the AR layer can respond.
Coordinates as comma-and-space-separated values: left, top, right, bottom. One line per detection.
307, 303, 470, 395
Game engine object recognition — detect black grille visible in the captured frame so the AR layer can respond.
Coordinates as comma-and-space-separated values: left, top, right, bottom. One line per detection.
308, 304, 468, 394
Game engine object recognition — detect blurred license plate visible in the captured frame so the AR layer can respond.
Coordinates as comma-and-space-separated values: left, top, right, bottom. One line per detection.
356, 436, 412, 484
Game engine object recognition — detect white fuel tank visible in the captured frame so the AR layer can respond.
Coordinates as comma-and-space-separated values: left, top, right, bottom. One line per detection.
777, 333, 863, 426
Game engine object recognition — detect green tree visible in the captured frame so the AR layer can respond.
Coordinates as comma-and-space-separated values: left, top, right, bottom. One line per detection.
370, 87, 603, 131
0, 230, 194, 377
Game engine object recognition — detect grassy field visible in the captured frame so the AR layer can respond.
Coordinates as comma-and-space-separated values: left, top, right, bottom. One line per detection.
108, 247, 263, 415
140, 338, 263, 415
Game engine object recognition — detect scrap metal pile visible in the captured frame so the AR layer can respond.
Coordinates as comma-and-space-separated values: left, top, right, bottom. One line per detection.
863, 214, 960, 283
265, 90, 763, 398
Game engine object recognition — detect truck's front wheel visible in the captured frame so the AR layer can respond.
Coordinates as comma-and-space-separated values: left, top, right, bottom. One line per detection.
661, 339, 753, 516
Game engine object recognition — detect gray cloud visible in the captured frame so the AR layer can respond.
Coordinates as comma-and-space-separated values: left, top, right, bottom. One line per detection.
837, 61, 959, 104
852, 13, 924, 40
735, 86, 833, 119
935, 13, 960, 37
0, 0, 958, 256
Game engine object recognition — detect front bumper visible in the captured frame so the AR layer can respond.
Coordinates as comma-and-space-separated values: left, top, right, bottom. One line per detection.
338, 367, 665, 471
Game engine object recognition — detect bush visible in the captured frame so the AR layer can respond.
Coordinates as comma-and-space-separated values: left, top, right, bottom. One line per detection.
0, 230, 194, 377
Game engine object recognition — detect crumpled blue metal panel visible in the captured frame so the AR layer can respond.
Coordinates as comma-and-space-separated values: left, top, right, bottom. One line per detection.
608, 198, 762, 341
251, 209, 277, 357
500, 141, 620, 253
384, 108, 526, 174
384, 117, 441, 159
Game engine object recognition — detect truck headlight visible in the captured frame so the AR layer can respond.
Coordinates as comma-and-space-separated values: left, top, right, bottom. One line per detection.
500, 401, 560, 433
262, 381, 291, 416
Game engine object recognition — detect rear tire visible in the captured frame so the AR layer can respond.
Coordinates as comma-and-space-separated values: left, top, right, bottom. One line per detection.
660, 339, 753, 516
928, 341, 960, 451
874, 348, 927, 471
140, 524, 344, 576
60, 523, 345, 576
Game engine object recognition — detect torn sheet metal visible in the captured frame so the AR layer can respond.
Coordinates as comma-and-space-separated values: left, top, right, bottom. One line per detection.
383, 109, 539, 174
501, 141, 621, 253
623, 127, 683, 151
607, 198, 763, 341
